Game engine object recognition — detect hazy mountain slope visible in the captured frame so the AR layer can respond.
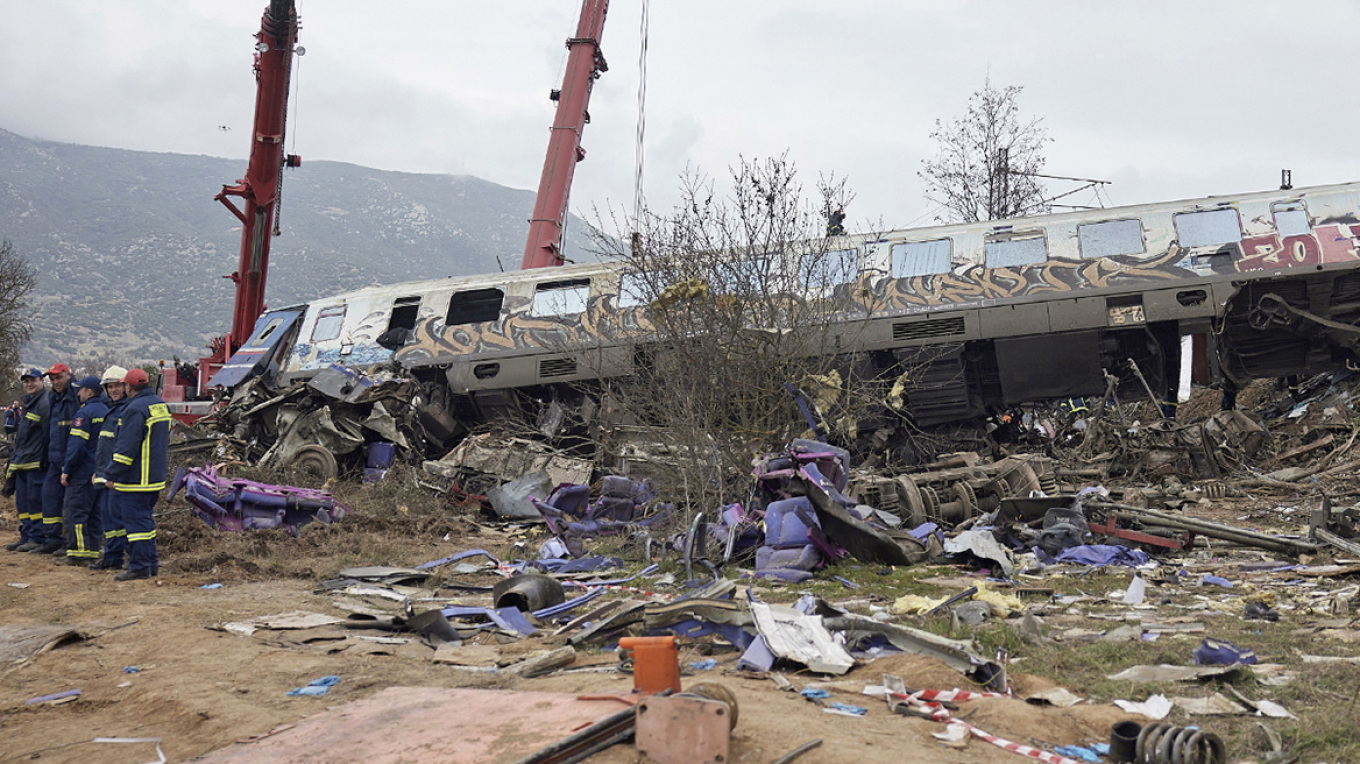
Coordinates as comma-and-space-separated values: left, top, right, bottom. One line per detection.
0, 128, 592, 365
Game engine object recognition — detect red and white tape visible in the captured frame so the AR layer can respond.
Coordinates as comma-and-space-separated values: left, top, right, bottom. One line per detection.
890, 689, 1079, 764
955, 721, 1080, 764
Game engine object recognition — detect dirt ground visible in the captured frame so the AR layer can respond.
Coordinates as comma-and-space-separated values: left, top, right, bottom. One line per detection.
1, 496, 1141, 764
3, 425, 1359, 764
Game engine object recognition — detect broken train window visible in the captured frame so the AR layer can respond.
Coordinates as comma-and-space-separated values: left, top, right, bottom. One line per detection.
801, 248, 858, 289
618, 271, 651, 308
386, 296, 421, 333
892, 238, 953, 277
1174, 208, 1242, 248
1272, 203, 1311, 238
1078, 219, 1145, 259
446, 287, 504, 325
378, 296, 422, 349
984, 231, 1047, 269
530, 279, 591, 317
310, 305, 346, 342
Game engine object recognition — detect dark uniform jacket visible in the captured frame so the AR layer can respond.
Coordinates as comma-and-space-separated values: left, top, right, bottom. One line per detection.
93, 394, 125, 487
108, 389, 171, 493
63, 397, 110, 478
6, 389, 50, 477
46, 385, 79, 465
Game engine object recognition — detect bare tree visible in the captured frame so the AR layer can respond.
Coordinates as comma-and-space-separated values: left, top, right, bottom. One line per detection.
584, 155, 894, 516
0, 241, 37, 402
920, 80, 1051, 223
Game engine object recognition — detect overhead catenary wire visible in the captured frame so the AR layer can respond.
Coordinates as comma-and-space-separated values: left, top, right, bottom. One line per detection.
632, 0, 650, 236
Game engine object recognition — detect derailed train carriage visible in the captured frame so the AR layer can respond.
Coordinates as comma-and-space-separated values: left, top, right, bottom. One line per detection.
210, 180, 1360, 443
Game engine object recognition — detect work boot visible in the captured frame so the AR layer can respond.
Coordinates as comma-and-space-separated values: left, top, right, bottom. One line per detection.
89, 558, 123, 571
51, 546, 68, 557
113, 569, 151, 582
30, 541, 63, 554
4, 540, 26, 551
53, 556, 85, 567
14, 541, 41, 553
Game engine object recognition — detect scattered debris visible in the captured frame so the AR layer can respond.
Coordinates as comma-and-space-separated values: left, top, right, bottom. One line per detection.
169, 465, 348, 535
286, 675, 340, 696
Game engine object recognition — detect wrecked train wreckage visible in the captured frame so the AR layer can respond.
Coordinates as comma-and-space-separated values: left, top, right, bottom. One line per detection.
199, 181, 1360, 470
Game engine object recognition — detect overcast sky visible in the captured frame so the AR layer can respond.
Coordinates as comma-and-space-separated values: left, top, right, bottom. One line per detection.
5, 1, 1359, 238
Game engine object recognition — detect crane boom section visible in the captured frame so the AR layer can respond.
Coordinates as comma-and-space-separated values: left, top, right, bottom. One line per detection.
521, 0, 610, 270
210, 0, 298, 385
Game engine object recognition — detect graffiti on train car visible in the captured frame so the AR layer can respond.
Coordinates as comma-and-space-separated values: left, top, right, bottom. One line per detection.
369, 212, 1360, 369
262, 182, 1360, 410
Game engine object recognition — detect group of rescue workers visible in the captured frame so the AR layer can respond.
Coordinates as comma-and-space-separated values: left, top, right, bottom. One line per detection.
3, 363, 170, 581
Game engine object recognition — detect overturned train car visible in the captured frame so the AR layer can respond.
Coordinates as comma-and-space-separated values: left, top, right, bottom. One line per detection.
214, 181, 1360, 433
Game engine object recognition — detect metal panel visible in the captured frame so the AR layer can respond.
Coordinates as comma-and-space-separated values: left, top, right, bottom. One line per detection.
1143, 287, 1218, 321
209, 308, 305, 389
1047, 296, 1106, 332
995, 332, 1103, 402
978, 303, 1049, 338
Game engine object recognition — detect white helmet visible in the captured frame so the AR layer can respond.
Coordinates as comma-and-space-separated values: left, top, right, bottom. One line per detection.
101, 365, 130, 384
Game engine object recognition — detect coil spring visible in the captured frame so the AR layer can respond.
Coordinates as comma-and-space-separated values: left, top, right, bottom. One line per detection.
1199, 481, 1229, 499
1135, 723, 1226, 764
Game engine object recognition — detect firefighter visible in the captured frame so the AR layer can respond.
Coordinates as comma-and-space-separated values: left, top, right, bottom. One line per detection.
55, 376, 109, 566
107, 368, 170, 581
35, 363, 77, 554
4, 369, 50, 552
90, 366, 129, 571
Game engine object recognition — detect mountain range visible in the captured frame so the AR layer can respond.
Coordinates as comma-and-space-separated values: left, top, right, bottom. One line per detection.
0, 128, 592, 367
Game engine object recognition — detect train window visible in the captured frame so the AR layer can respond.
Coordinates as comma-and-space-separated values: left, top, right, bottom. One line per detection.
985, 235, 1047, 269
618, 272, 650, 308
446, 288, 504, 325
802, 248, 858, 288
1078, 219, 1145, 258
311, 306, 345, 342
716, 256, 774, 294
386, 296, 421, 333
531, 279, 591, 317
1174, 209, 1241, 247
891, 239, 952, 277
248, 318, 283, 348
1273, 207, 1311, 237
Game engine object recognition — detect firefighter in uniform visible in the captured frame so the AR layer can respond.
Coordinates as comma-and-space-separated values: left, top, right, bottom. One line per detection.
56, 376, 109, 566
5, 369, 50, 552
91, 366, 129, 571
38, 363, 77, 554
107, 368, 170, 581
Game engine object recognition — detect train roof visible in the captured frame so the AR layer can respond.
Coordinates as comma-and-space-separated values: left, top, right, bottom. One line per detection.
306, 179, 1360, 305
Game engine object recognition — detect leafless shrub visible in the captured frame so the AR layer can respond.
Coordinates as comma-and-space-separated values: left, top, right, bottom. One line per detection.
582, 155, 902, 515
0, 241, 37, 403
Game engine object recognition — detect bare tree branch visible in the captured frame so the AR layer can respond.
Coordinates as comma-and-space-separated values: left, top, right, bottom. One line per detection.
0, 240, 37, 402
919, 80, 1051, 223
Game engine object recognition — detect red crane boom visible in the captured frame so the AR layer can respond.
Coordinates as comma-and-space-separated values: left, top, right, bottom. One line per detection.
521, 0, 610, 270
199, 0, 300, 390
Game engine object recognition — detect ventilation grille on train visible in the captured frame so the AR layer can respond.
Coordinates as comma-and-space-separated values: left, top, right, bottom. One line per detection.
892, 316, 966, 342
539, 358, 577, 378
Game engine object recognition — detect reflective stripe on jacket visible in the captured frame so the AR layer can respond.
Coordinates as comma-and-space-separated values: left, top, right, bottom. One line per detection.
93, 394, 125, 485
63, 398, 110, 476
47, 385, 79, 463
6, 389, 50, 476
108, 389, 171, 492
